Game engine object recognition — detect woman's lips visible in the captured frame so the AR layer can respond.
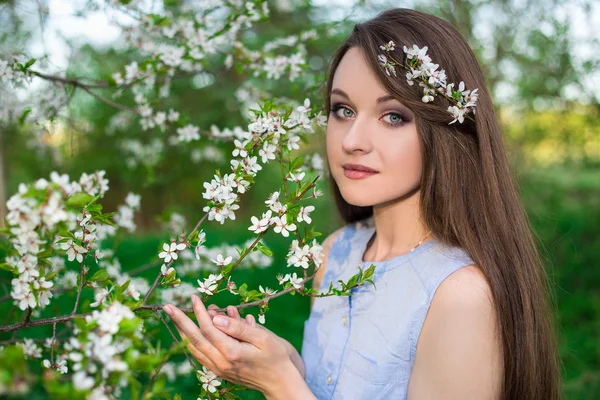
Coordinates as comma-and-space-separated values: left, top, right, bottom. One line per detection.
341, 163, 379, 180
343, 169, 379, 179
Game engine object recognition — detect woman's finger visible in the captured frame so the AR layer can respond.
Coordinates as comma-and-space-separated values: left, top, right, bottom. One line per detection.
163, 304, 224, 360
227, 305, 241, 321
207, 304, 226, 319
245, 314, 257, 327
191, 296, 240, 356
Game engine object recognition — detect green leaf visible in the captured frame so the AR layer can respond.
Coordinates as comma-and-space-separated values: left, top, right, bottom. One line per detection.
0, 263, 15, 272
238, 283, 248, 298
135, 309, 156, 320
36, 248, 54, 259
18, 108, 32, 125
25, 58, 36, 68
346, 274, 358, 288
255, 242, 273, 257
66, 192, 94, 207
90, 269, 109, 283
289, 156, 304, 171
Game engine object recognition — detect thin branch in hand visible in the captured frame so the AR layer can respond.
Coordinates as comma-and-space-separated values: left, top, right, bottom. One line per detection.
153, 310, 196, 371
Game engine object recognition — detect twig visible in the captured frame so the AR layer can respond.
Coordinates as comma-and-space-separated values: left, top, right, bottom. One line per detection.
128, 260, 162, 276
0, 313, 88, 333
71, 260, 87, 315
141, 212, 209, 306
153, 310, 196, 370
50, 323, 57, 364
141, 340, 177, 400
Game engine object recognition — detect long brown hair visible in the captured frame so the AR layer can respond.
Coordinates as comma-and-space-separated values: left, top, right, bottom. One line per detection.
323, 8, 562, 400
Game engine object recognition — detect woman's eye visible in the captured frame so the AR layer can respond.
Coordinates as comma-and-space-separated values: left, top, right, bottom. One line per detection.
329, 105, 354, 120
382, 112, 405, 126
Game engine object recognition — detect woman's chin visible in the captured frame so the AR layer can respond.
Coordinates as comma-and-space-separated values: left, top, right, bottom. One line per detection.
339, 190, 376, 208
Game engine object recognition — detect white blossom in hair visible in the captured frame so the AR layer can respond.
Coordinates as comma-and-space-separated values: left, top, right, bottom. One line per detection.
377, 41, 479, 125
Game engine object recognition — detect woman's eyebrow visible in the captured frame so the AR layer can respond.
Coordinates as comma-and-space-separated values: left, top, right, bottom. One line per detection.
329, 88, 400, 104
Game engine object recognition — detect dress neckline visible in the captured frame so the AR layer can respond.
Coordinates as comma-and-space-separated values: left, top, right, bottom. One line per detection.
358, 225, 437, 266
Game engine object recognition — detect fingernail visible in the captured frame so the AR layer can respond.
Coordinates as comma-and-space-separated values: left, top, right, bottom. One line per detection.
192, 295, 197, 305
163, 305, 173, 316
213, 315, 229, 328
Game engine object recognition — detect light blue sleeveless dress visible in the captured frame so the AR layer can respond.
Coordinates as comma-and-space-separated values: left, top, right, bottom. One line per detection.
301, 216, 474, 399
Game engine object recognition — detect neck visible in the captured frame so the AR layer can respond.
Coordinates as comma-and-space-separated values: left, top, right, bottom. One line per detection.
365, 187, 430, 262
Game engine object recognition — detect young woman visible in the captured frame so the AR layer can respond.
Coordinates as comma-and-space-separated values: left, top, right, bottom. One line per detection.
163, 8, 562, 400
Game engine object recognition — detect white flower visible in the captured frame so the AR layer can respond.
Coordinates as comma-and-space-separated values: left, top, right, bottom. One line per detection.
198, 366, 222, 393
309, 239, 324, 267
19, 339, 42, 358
194, 230, 206, 260
167, 109, 180, 122
248, 210, 272, 234
197, 278, 218, 296
271, 216, 296, 237
159, 242, 186, 263
176, 124, 200, 142
448, 105, 466, 124
296, 98, 311, 113
297, 205, 315, 224
232, 139, 249, 158
287, 240, 310, 268
259, 285, 277, 296
265, 191, 285, 213
90, 288, 111, 308
60, 240, 87, 263
226, 278, 238, 295
210, 254, 232, 266
258, 143, 277, 164
276, 273, 290, 285
287, 135, 301, 151
287, 171, 305, 183
379, 40, 396, 51
258, 313, 266, 324
73, 371, 95, 390
161, 264, 175, 276
289, 272, 304, 289
125, 193, 141, 209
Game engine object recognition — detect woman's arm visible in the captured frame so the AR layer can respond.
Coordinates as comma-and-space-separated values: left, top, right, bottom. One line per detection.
407, 265, 503, 399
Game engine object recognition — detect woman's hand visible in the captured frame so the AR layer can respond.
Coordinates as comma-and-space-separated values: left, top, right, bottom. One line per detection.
206, 304, 305, 379
163, 295, 312, 399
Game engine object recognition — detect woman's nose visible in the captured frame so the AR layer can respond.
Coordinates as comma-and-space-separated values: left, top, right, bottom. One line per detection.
341, 116, 373, 154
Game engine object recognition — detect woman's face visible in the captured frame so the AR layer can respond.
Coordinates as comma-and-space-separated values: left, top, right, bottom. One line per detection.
326, 47, 423, 207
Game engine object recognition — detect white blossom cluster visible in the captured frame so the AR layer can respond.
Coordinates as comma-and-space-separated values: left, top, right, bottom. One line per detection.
5, 171, 105, 311
169, 237, 273, 280
95, 256, 150, 303
378, 42, 479, 124
4, 171, 143, 313
64, 301, 142, 396
0, 57, 27, 85
286, 239, 324, 270
107, 1, 273, 139
190, 144, 226, 165
202, 98, 325, 226
157, 360, 194, 382
17, 338, 43, 359
114, 192, 142, 233
120, 138, 165, 169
